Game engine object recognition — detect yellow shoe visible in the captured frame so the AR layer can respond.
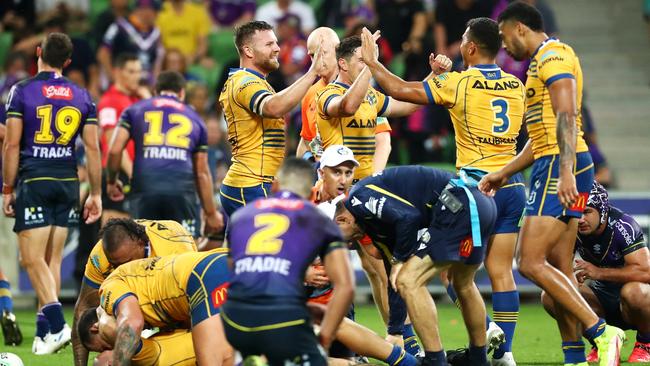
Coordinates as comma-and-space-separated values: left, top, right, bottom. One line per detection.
594, 325, 626, 366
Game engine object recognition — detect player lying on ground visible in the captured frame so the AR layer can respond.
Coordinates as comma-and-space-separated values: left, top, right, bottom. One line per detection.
98, 250, 232, 366
72, 218, 196, 366
543, 182, 650, 363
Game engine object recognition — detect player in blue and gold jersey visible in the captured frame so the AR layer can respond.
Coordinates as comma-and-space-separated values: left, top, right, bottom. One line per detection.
72, 218, 197, 366
357, 19, 525, 364
479, 3, 623, 366
2, 33, 102, 355
106, 71, 222, 238
98, 249, 231, 366
219, 21, 326, 217
223, 158, 354, 366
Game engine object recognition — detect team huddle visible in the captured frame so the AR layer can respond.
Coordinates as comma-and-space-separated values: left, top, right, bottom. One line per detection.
1, 1, 649, 366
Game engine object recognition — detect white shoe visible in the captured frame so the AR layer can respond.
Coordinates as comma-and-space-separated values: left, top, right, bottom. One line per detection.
492, 352, 516, 366
34, 324, 71, 355
31, 336, 45, 354
486, 322, 506, 354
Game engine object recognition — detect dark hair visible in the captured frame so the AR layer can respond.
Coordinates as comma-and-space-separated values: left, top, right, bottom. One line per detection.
497, 1, 544, 32
113, 53, 140, 69
155, 71, 186, 94
40, 32, 73, 69
336, 35, 361, 61
277, 157, 316, 198
234, 20, 274, 54
78, 308, 99, 350
334, 198, 348, 217
466, 18, 501, 58
101, 218, 148, 255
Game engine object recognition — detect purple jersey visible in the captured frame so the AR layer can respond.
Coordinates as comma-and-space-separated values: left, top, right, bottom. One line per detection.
5, 72, 97, 179
576, 207, 646, 268
227, 191, 345, 304
119, 95, 207, 194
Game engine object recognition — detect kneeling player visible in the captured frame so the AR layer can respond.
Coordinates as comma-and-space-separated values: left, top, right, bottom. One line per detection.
335, 166, 497, 366
78, 307, 196, 365
542, 182, 649, 363
98, 250, 232, 366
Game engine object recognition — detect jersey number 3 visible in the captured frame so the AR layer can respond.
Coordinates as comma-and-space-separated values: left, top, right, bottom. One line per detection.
245, 213, 290, 255
490, 98, 510, 134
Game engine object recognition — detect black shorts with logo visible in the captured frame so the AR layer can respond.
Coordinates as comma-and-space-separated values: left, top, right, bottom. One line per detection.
14, 178, 80, 232
589, 280, 634, 330
129, 192, 200, 237
222, 300, 327, 366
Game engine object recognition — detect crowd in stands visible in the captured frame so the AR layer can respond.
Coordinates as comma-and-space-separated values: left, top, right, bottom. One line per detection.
0, 0, 611, 191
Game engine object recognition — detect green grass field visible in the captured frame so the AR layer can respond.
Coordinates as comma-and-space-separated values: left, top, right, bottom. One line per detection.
0, 304, 645, 365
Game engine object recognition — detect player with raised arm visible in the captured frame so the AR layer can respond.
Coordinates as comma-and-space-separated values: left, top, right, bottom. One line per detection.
2, 32, 102, 355
106, 71, 223, 238
98, 249, 232, 366
218, 21, 325, 216
222, 158, 354, 366
479, 2, 624, 365
296, 27, 340, 160
542, 182, 650, 363
71, 218, 197, 366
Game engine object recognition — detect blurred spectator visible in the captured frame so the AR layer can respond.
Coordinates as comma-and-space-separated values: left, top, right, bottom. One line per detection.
317, 0, 374, 29
97, 0, 162, 85
434, 0, 494, 68
581, 97, 612, 187
186, 83, 230, 192
0, 0, 36, 37
91, 0, 130, 49
157, 0, 211, 65
255, 0, 316, 34
12, 14, 100, 97
276, 14, 310, 85
161, 48, 201, 81
346, 23, 394, 66
208, 0, 256, 28
35, 0, 88, 14
372, 0, 428, 57
0, 52, 29, 104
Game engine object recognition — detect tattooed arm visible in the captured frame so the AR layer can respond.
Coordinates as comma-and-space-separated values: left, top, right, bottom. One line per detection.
549, 78, 579, 208
112, 296, 144, 366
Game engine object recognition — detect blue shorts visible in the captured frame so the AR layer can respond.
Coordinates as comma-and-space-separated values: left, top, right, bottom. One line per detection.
493, 173, 526, 234
185, 251, 230, 327
416, 186, 497, 265
220, 183, 272, 217
14, 178, 80, 232
525, 152, 594, 219
589, 280, 633, 330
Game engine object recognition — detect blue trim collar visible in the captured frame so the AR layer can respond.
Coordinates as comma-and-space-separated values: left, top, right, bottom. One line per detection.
531, 37, 558, 59
470, 64, 500, 71
228, 67, 266, 79
333, 81, 350, 89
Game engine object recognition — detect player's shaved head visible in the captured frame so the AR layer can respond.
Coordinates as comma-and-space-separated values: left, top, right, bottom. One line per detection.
307, 27, 340, 56
465, 18, 501, 58
275, 158, 315, 199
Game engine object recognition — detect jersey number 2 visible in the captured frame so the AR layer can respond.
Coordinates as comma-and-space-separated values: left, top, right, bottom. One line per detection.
245, 213, 290, 255
490, 99, 510, 134
143, 111, 193, 149
34, 105, 82, 145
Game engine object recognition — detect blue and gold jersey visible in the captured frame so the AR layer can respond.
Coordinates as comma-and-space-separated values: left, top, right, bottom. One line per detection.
525, 38, 589, 159
227, 191, 345, 304
219, 68, 286, 187
83, 219, 197, 289
119, 95, 208, 194
99, 249, 229, 329
422, 65, 525, 173
316, 82, 391, 180
132, 329, 195, 366
5, 71, 97, 179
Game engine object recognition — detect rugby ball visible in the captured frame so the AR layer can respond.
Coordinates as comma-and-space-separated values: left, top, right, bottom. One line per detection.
0, 353, 23, 366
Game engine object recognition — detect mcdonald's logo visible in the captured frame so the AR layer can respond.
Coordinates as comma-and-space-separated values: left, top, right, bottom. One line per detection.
459, 237, 473, 258
211, 282, 229, 308
570, 192, 588, 212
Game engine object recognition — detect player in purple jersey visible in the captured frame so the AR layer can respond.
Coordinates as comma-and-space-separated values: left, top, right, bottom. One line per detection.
223, 158, 354, 366
2, 33, 102, 355
106, 71, 223, 238
543, 182, 650, 363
